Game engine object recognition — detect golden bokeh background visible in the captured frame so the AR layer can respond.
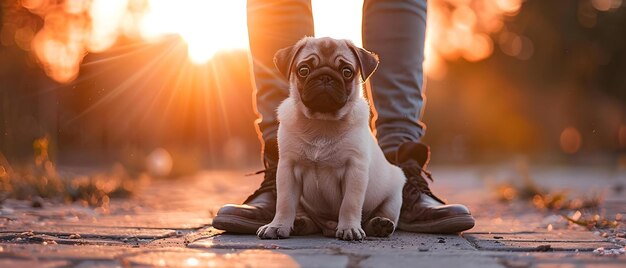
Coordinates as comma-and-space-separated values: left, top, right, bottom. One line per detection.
1, 0, 626, 171
5, 0, 534, 82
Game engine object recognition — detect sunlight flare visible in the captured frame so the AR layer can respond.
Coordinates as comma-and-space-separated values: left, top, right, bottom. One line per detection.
312, 0, 363, 47
139, 0, 247, 64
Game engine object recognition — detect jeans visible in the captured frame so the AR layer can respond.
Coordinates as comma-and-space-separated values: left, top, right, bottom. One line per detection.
248, 0, 427, 158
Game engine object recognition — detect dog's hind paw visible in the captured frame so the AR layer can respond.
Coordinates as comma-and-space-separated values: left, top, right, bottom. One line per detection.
292, 216, 320, 236
257, 223, 291, 239
336, 224, 366, 241
364, 216, 395, 237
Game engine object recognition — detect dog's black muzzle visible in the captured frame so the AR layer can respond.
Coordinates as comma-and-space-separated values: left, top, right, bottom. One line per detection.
300, 71, 348, 114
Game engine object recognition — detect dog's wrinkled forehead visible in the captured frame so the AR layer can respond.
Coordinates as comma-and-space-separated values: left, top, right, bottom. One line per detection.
273, 37, 379, 82
295, 38, 357, 68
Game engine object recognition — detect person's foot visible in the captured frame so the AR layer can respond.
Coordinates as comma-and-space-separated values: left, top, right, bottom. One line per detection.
212, 140, 279, 234
392, 141, 475, 233
212, 168, 276, 233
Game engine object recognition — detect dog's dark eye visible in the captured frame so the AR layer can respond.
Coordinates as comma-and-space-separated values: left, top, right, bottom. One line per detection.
342, 67, 353, 79
298, 66, 310, 77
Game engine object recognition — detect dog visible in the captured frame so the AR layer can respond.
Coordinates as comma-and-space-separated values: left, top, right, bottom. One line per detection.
257, 37, 406, 241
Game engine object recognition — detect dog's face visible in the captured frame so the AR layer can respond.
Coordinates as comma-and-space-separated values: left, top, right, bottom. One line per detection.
274, 37, 379, 119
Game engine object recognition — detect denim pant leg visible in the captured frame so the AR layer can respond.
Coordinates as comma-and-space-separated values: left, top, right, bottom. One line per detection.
362, 0, 427, 157
247, 0, 315, 147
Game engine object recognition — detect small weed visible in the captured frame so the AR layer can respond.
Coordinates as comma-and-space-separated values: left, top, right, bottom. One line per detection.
490, 160, 622, 232
563, 212, 619, 230
493, 167, 601, 211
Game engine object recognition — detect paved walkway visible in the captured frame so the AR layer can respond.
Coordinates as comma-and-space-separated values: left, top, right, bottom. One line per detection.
0, 166, 625, 267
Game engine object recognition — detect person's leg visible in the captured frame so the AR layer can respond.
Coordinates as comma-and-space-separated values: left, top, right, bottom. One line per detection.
249, 0, 315, 151
362, 0, 426, 160
362, 0, 475, 233
212, 0, 314, 234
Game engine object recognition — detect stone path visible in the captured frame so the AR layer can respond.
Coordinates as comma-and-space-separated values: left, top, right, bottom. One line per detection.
0, 166, 625, 267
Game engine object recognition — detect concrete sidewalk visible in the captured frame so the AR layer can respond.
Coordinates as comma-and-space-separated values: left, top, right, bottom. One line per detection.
0, 166, 624, 267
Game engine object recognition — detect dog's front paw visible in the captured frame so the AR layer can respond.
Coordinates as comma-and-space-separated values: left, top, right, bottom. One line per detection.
336, 224, 366, 241
257, 223, 291, 239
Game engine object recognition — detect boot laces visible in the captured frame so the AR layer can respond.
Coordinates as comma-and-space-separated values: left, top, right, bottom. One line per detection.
399, 163, 446, 207
243, 166, 277, 204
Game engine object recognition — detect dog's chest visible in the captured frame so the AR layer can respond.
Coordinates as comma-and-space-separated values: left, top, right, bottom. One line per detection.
299, 136, 342, 165
297, 162, 346, 217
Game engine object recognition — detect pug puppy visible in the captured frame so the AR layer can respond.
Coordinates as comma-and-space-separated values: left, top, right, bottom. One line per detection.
257, 37, 406, 241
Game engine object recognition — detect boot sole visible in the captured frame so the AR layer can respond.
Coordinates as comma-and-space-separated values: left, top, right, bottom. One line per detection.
398, 214, 475, 234
212, 214, 269, 234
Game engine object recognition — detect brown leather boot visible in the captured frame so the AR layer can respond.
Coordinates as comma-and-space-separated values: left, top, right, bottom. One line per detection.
393, 141, 475, 233
212, 139, 279, 233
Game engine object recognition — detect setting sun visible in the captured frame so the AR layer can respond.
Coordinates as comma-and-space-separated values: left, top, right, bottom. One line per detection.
139, 0, 248, 64
140, 0, 363, 64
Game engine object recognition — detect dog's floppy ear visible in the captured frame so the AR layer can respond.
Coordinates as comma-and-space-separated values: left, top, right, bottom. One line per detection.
346, 41, 379, 82
273, 41, 306, 80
